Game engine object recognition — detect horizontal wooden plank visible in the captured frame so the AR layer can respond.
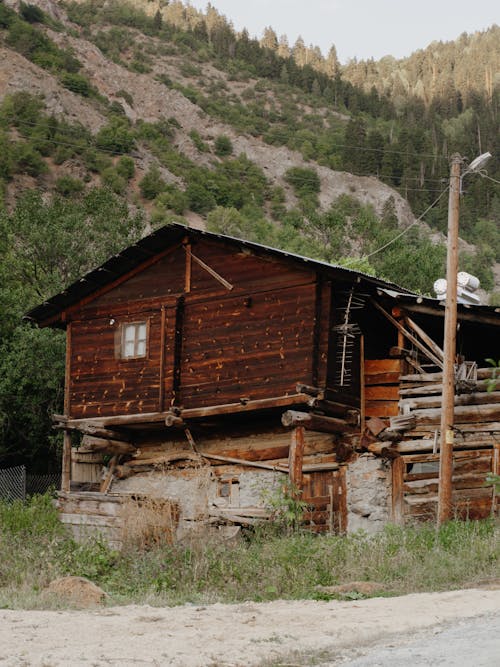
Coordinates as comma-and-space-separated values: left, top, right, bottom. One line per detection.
364, 372, 400, 386
365, 359, 401, 373
365, 385, 400, 400
365, 400, 399, 417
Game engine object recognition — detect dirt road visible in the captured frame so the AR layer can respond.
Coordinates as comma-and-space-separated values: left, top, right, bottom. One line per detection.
0, 589, 498, 666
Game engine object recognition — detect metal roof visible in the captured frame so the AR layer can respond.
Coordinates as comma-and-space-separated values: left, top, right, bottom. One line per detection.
24, 223, 500, 326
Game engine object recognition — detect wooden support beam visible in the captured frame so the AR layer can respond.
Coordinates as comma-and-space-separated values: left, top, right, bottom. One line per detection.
296, 383, 324, 399
338, 465, 348, 534
392, 457, 405, 525
158, 305, 166, 412
184, 240, 192, 293
165, 413, 185, 427
289, 426, 305, 491
404, 316, 444, 361
282, 410, 352, 434
372, 300, 443, 369
203, 453, 288, 473
61, 322, 72, 493
81, 435, 136, 456
187, 248, 233, 291
61, 394, 310, 429
100, 455, 118, 494
307, 398, 360, 424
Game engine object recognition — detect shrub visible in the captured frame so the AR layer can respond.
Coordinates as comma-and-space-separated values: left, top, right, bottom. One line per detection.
95, 120, 135, 154
101, 167, 126, 194
139, 165, 165, 200
116, 155, 135, 180
13, 143, 46, 176
61, 73, 91, 97
189, 129, 209, 153
284, 166, 321, 198
19, 2, 45, 24
186, 182, 216, 214
214, 134, 233, 157
55, 175, 84, 197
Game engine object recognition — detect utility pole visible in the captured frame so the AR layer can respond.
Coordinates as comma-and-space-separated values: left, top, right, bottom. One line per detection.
437, 153, 462, 526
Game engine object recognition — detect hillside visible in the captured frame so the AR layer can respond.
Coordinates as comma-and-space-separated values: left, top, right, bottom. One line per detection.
0, 0, 498, 470
1, 0, 498, 290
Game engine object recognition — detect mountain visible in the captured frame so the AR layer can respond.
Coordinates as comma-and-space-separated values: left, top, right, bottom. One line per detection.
1, 0, 499, 471
1, 0, 499, 297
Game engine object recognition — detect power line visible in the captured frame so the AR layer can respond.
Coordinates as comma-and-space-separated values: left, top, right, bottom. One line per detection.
2, 115, 453, 177
1, 118, 451, 193
479, 172, 500, 185
362, 186, 450, 260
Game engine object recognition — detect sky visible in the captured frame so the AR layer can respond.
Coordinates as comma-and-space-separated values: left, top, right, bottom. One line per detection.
186, 0, 498, 63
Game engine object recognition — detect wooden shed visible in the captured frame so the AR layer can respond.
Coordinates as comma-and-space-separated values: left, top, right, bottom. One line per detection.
26, 224, 500, 542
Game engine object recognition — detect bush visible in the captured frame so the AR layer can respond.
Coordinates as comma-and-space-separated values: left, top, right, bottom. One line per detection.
189, 129, 209, 153
19, 3, 45, 24
101, 167, 127, 194
154, 185, 189, 215
61, 73, 92, 97
13, 143, 46, 176
186, 182, 216, 214
214, 134, 233, 157
139, 165, 165, 200
284, 166, 321, 198
95, 120, 135, 154
116, 155, 135, 180
55, 175, 84, 197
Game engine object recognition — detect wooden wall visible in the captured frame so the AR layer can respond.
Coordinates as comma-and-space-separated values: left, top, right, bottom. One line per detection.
67, 238, 330, 418
364, 359, 401, 418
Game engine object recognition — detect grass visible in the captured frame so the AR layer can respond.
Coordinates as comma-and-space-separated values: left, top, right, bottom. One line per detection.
0, 494, 498, 609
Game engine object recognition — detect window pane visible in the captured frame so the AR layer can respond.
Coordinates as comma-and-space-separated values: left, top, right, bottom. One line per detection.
124, 325, 135, 342
138, 323, 147, 340
124, 341, 135, 357
136, 340, 146, 357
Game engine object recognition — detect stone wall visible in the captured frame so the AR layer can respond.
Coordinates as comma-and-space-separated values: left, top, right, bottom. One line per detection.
345, 454, 391, 533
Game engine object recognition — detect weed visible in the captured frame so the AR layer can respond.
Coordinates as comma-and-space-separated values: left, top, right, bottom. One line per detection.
0, 496, 498, 609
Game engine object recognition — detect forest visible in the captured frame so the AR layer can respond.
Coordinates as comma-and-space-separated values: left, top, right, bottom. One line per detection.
0, 0, 498, 472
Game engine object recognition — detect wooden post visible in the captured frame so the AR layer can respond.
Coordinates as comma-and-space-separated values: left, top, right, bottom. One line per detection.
438, 154, 462, 526
184, 241, 192, 293
61, 322, 72, 493
391, 456, 405, 525
282, 410, 351, 433
288, 426, 305, 493
158, 305, 166, 412
338, 465, 348, 534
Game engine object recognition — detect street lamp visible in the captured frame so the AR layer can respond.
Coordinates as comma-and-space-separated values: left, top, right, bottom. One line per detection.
437, 151, 492, 526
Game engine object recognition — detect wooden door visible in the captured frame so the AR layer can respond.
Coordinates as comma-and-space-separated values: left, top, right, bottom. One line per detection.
301, 468, 347, 533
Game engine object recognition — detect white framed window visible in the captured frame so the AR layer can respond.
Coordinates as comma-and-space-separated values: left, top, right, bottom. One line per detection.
121, 321, 148, 359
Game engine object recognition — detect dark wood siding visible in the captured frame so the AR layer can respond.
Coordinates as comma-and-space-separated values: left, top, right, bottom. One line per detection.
70, 309, 165, 418
67, 238, 324, 418
180, 283, 316, 407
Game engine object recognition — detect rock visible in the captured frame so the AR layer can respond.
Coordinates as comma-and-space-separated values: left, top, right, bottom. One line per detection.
44, 576, 108, 608
315, 581, 386, 597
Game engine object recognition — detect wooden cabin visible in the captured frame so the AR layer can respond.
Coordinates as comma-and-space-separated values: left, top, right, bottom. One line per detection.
26, 224, 500, 544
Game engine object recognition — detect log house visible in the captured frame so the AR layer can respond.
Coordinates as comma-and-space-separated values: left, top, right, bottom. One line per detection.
26, 224, 500, 542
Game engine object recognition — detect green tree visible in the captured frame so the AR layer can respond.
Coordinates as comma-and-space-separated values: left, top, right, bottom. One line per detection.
139, 165, 165, 199
214, 134, 233, 157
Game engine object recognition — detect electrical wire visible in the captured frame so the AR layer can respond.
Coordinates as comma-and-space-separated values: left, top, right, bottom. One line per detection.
1, 119, 451, 193
478, 171, 500, 185
1, 115, 453, 177
362, 185, 450, 260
